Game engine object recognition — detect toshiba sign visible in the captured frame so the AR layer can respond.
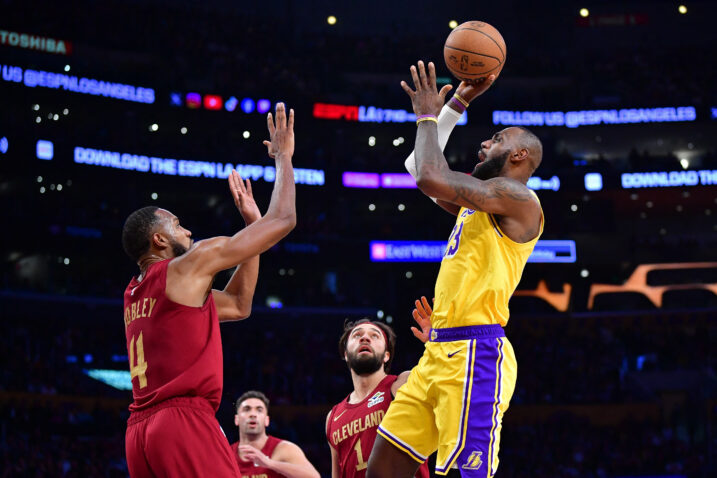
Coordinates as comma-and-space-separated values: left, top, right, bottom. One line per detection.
0, 29, 72, 55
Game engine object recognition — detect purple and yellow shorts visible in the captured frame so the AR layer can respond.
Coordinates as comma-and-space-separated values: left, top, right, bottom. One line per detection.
378, 324, 516, 477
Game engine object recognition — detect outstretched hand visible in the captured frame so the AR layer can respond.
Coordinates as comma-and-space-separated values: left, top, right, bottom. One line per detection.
263, 102, 295, 160
411, 296, 434, 344
401, 61, 453, 118
228, 170, 261, 224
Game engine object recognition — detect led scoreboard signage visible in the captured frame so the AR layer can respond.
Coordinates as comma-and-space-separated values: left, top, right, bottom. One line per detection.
314, 103, 468, 125
493, 106, 696, 128
1, 64, 155, 104
370, 240, 576, 263
0, 29, 72, 55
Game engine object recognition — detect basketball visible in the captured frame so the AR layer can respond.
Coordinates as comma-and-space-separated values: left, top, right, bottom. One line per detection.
443, 21, 506, 83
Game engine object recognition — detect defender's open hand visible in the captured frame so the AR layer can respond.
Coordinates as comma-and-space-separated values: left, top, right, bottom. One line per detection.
411, 296, 434, 344
228, 170, 261, 224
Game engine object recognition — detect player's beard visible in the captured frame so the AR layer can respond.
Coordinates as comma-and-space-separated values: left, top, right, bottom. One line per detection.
347, 350, 384, 375
472, 150, 509, 180
169, 238, 188, 257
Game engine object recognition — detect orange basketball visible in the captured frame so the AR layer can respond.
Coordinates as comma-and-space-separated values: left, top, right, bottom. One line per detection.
444, 21, 506, 83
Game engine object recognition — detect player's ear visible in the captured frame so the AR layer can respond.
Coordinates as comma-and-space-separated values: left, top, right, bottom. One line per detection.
151, 232, 168, 250
234, 414, 240, 427
383, 351, 390, 364
512, 148, 529, 162
265, 415, 270, 427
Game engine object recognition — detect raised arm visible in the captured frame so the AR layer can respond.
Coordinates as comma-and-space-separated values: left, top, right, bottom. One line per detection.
404, 81, 491, 216
401, 62, 540, 223
404, 104, 462, 216
174, 103, 297, 281
213, 176, 261, 322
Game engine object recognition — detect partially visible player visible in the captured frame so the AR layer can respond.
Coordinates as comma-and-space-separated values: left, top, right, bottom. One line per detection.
326, 319, 430, 478
122, 103, 297, 477
366, 62, 544, 478
231, 391, 320, 478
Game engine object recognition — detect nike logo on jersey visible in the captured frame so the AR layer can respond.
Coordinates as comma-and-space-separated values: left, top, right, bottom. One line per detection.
447, 350, 461, 358
333, 410, 347, 421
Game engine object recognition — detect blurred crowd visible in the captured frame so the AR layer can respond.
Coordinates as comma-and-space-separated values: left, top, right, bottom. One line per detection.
2, 1, 715, 109
0, 308, 714, 476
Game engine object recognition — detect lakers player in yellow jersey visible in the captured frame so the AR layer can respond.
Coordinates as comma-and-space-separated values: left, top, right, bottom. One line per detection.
366, 61, 543, 478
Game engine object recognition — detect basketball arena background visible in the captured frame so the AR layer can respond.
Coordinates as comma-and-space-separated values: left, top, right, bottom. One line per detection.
1, 0, 715, 476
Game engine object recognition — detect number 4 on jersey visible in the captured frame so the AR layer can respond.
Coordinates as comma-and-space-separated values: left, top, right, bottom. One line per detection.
129, 332, 148, 388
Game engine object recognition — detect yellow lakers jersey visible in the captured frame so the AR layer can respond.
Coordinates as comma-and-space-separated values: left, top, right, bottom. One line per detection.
432, 202, 543, 328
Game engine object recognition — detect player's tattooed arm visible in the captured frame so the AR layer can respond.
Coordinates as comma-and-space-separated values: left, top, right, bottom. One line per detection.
443, 176, 534, 213
414, 138, 538, 219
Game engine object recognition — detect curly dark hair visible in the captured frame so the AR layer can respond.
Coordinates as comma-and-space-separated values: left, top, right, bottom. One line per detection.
338, 318, 397, 373
122, 206, 160, 262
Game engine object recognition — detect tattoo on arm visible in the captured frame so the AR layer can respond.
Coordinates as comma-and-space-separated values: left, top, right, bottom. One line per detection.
446, 176, 533, 212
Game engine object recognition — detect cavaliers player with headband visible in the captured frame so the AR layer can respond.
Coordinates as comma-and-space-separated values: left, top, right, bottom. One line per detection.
366, 62, 544, 478
326, 318, 430, 478
121, 103, 296, 477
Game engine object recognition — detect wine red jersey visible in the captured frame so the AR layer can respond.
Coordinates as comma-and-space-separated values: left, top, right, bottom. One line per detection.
123, 259, 223, 412
327, 375, 429, 478
231, 435, 284, 478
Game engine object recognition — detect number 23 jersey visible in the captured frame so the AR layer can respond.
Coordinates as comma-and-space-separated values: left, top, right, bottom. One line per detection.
326, 375, 429, 478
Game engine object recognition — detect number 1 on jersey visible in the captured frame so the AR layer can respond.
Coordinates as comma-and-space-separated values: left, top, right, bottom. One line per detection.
129, 332, 148, 388
354, 439, 368, 471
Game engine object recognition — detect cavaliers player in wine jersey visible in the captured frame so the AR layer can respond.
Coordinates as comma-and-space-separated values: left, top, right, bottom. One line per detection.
230, 391, 320, 478
326, 319, 430, 478
121, 103, 296, 477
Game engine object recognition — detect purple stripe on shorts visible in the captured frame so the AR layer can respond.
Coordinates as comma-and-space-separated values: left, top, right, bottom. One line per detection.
449, 336, 504, 475
489, 338, 505, 475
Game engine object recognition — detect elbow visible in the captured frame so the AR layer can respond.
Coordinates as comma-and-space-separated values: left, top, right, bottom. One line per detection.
237, 306, 251, 320
416, 174, 440, 197
266, 210, 296, 234
225, 307, 250, 322
233, 299, 252, 321
281, 212, 297, 232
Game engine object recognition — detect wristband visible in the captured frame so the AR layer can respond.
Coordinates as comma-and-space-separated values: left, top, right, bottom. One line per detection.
453, 93, 469, 108
416, 114, 438, 125
449, 96, 467, 113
